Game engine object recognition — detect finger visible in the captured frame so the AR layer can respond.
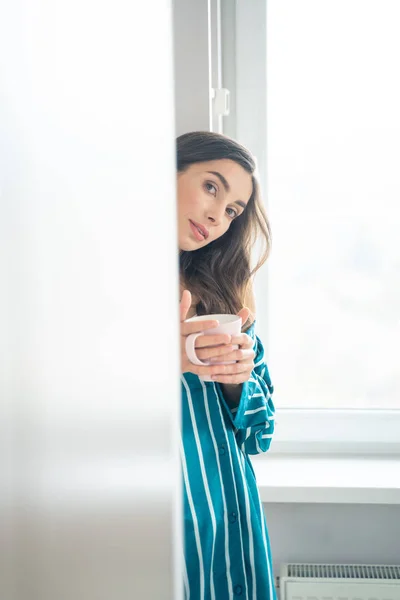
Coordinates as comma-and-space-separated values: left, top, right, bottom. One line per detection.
181, 319, 220, 335
237, 306, 251, 328
195, 334, 232, 348
208, 361, 254, 377
179, 290, 192, 322
186, 360, 247, 377
187, 363, 225, 377
211, 373, 252, 384
230, 333, 254, 349
196, 345, 236, 361
208, 348, 255, 363
186, 361, 252, 380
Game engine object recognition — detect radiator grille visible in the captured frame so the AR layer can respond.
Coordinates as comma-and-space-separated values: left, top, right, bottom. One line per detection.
287, 565, 400, 580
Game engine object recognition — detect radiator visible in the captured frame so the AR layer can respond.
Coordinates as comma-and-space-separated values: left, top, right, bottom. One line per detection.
279, 563, 400, 600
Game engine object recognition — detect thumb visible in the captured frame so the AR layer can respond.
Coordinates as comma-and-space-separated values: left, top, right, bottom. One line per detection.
180, 289, 192, 322
237, 307, 251, 328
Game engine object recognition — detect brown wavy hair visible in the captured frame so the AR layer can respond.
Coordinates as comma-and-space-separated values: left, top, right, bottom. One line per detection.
178, 131, 271, 317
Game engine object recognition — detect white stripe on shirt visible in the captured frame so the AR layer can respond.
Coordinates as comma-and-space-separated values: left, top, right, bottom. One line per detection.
255, 432, 262, 454
244, 406, 266, 416
180, 439, 204, 600
232, 437, 258, 600
182, 377, 217, 600
241, 427, 252, 455
212, 385, 249, 596
201, 380, 234, 599
183, 551, 190, 600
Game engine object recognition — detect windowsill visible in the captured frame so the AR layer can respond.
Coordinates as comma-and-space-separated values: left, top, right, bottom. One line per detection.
252, 454, 400, 504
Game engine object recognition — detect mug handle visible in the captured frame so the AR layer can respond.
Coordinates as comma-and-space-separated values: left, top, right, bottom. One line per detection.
185, 332, 210, 366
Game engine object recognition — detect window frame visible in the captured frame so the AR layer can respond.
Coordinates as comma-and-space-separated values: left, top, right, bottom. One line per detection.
220, 0, 400, 456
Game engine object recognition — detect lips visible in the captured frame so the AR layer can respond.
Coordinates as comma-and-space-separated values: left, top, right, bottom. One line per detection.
189, 219, 209, 241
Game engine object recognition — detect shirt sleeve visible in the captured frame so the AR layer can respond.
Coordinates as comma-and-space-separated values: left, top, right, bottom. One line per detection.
215, 322, 275, 455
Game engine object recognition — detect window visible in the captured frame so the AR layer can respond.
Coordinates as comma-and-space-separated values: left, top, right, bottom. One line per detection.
221, 0, 400, 452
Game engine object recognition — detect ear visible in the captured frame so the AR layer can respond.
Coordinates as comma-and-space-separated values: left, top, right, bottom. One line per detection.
237, 306, 251, 328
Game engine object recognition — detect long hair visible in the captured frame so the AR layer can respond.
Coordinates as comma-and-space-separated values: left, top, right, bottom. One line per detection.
178, 131, 271, 316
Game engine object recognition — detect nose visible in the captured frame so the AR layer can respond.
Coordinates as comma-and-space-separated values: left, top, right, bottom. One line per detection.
206, 205, 224, 226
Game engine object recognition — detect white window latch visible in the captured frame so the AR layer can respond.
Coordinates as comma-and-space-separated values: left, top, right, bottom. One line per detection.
211, 88, 230, 117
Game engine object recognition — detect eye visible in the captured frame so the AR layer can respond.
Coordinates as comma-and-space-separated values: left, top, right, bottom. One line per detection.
226, 207, 238, 219
204, 181, 218, 196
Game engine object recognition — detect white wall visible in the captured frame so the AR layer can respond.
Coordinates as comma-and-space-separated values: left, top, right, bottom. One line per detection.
265, 503, 400, 575
0, 1, 179, 599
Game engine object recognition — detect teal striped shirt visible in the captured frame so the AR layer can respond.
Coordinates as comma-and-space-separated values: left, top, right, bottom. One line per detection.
181, 321, 276, 600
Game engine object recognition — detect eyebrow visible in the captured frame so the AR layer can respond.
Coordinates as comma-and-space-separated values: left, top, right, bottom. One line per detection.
206, 171, 247, 210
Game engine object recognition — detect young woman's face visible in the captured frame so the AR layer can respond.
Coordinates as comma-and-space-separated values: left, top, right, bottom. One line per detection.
177, 159, 253, 251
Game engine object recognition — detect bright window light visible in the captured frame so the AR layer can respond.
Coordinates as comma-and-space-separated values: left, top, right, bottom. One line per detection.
267, 0, 400, 408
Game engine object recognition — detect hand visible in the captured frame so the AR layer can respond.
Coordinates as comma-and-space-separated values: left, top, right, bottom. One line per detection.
208, 307, 255, 384
180, 290, 235, 377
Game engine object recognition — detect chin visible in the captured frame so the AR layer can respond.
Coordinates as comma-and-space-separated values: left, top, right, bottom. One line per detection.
179, 238, 207, 252
179, 242, 197, 252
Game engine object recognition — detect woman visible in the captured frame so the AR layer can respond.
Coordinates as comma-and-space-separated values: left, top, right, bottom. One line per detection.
178, 131, 276, 600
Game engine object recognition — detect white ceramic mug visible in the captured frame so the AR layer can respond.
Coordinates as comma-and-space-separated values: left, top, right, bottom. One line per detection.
184, 314, 241, 382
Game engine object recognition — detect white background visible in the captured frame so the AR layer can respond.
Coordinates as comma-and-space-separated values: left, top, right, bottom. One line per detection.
267, 0, 400, 408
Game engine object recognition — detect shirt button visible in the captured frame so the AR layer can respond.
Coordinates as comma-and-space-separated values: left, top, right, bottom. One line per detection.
219, 445, 226, 455
229, 512, 237, 524
234, 584, 243, 595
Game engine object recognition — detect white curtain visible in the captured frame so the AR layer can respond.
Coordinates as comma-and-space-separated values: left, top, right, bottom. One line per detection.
0, 1, 180, 598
